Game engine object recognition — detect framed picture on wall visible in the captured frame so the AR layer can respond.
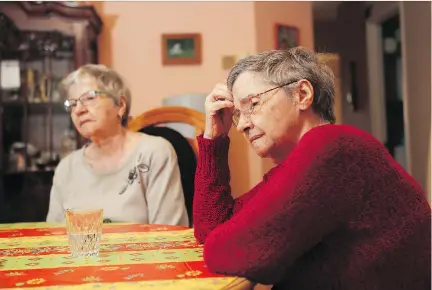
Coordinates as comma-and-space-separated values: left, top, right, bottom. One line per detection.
274, 24, 300, 50
161, 33, 202, 65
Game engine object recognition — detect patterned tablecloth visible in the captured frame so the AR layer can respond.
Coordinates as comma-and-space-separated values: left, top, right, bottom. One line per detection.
0, 223, 244, 290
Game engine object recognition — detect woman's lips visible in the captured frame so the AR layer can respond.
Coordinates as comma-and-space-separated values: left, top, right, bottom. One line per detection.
249, 134, 263, 142
79, 119, 92, 126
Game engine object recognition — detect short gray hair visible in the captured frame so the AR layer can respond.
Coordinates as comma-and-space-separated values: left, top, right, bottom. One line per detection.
227, 47, 336, 124
60, 64, 132, 127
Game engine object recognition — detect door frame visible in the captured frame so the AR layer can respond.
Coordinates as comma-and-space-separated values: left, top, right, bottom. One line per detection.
366, 2, 411, 169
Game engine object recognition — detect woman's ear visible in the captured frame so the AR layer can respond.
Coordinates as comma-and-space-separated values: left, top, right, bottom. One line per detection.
297, 80, 314, 111
118, 96, 127, 115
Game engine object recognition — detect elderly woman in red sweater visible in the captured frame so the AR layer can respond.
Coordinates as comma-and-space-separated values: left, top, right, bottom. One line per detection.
193, 47, 431, 290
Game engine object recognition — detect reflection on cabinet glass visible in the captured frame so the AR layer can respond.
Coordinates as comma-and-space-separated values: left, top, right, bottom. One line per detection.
3, 32, 77, 174
0, 2, 102, 223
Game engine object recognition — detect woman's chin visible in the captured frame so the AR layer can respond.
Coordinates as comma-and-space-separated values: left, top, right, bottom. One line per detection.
76, 127, 94, 140
251, 142, 270, 158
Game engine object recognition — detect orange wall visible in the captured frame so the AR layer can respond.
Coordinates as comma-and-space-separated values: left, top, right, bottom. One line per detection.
94, 2, 255, 117
255, 1, 314, 52
93, 1, 314, 195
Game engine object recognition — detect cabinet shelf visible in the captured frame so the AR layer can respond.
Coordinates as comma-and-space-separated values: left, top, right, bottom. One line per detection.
2, 101, 67, 114
4, 169, 55, 176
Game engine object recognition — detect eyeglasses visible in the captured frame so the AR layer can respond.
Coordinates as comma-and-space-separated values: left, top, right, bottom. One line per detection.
64, 90, 107, 113
232, 80, 298, 127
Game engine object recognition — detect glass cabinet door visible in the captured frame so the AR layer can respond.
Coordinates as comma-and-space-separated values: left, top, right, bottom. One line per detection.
1, 30, 78, 222
0, 2, 102, 223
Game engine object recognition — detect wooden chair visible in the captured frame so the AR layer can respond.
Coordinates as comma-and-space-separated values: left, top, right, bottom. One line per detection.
128, 106, 206, 156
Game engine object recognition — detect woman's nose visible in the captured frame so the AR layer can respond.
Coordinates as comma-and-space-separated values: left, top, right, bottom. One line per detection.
74, 101, 87, 115
236, 114, 252, 132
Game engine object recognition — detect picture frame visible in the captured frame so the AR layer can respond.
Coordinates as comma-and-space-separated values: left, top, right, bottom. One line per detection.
274, 24, 300, 50
161, 33, 202, 65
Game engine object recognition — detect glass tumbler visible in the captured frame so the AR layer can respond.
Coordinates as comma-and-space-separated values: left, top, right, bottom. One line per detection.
65, 208, 103, 257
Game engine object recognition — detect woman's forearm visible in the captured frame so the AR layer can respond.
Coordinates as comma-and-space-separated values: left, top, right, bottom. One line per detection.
193, 135, 234, 243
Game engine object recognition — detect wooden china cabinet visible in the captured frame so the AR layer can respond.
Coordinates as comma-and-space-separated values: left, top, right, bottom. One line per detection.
0, 2, 102, 223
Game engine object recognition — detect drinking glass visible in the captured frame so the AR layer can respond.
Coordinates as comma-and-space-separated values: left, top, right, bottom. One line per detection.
65, 208, 103, 257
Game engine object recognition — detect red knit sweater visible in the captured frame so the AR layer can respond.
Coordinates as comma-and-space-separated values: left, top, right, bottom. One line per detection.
193, 124, 431, 290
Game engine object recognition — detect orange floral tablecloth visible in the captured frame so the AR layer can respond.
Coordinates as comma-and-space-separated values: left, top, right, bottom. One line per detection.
0, 222, 244, 289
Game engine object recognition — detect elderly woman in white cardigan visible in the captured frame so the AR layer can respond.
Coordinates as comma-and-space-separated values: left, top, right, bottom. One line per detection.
46, 64, 188, 226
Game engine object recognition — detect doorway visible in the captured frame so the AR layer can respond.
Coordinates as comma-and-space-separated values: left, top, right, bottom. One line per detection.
381, 14, 406, 168
366, 2, 409, 169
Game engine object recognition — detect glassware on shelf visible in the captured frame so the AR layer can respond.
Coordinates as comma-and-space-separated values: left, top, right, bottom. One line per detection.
51, 76, 62, 102
8, 142, 39, 172
35, 151, 60, 171
38, 72, 49, 103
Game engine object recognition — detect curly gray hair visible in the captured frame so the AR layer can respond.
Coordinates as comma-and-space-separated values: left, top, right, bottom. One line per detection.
60, 64, 132, 127
227, 47, 336, 124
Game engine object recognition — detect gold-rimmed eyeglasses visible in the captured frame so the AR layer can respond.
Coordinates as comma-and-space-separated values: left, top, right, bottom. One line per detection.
232, 80, 299, 127
64, 90, 108, 113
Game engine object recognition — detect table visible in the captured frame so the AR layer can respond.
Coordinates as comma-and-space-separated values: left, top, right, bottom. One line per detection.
0, 223, 251, 289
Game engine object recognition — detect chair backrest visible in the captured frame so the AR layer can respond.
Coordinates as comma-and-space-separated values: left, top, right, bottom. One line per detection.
140, 126, 196, 227
128, 106, 206, 157
128, 106, 206, 227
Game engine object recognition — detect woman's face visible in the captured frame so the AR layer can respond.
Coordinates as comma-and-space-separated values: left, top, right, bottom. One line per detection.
68, 76, 125, 140
231, 71, 313, 162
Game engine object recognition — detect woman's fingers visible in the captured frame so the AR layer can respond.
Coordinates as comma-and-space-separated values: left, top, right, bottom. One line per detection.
206, 83, 234, 117
204, 83, 234, 138
207, 84, 233, 103
208, 100, 234, 116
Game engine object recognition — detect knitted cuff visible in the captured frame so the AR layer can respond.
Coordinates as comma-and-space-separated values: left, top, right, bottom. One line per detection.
196, 134, 230, 180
